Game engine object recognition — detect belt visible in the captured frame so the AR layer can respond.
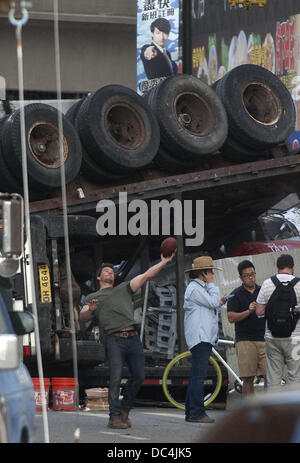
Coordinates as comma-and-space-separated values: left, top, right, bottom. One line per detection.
109, 330, 137, 338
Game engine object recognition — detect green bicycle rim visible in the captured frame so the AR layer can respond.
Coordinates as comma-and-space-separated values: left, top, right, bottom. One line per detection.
162, 350, 223, 410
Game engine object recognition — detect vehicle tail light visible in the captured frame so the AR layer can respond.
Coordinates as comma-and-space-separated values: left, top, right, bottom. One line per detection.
23, 346, 31, 357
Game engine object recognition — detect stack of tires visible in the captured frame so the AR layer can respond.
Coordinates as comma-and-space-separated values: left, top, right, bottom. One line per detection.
0, 103, 82, 196
0, 65, 296, 196
66, 85, 160, 182
145, 74, 229, 173
66, 77, 229, 178
212, 64, 296, 163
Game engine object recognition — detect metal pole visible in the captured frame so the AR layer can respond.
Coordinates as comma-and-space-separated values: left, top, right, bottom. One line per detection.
140, 280, 149, 342
174, 193, 187, 353
182, 0, 192, 75
9, 1, 50, 444
140, 241, 150, 342
52, 0, 80, 442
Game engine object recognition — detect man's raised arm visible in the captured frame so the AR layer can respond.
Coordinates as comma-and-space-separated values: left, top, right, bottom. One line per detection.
130, 253, 175, 293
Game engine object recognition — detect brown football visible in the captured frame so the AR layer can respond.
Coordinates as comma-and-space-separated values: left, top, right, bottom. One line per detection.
160, 237, 177, 257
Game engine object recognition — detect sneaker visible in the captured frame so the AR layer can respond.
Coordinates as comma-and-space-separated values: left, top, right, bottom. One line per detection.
185, 415, 215, 423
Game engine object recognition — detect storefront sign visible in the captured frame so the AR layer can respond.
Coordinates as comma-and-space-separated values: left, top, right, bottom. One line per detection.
191, 0, 300, 150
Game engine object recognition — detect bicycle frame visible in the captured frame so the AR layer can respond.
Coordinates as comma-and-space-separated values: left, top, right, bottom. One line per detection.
161, 338, 247, 410
212, 339, 243, 387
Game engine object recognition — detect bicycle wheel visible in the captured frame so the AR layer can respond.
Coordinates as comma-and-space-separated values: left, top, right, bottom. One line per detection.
162, 351, 223, 410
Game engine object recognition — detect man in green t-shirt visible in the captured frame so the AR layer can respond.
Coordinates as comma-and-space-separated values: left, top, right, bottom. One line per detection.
80, 252, 174, 429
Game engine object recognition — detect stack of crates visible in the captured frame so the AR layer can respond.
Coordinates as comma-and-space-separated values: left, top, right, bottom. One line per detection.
144, 285, 178, 359
143, 315, 158, 352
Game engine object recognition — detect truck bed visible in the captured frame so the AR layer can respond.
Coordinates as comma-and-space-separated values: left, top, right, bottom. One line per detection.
29, 153, 300, 256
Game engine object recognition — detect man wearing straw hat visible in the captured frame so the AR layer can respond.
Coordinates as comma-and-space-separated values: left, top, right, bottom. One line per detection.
183, 256, 226, 423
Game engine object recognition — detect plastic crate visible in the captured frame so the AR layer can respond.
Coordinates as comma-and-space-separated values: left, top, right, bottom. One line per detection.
157, 312, 177, 329
152, 285, 177, 308
144, 318, 157, 351
154, 312, 178, 359
155, 332, 177, 359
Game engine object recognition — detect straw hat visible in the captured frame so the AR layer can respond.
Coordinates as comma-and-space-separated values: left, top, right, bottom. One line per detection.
185, 256, 222, 273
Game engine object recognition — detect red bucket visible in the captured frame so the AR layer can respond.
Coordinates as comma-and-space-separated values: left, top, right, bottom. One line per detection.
52, 377, 78, 411
32, 378, 51, 412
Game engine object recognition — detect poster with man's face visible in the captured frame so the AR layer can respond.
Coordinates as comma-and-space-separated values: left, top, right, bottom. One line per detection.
137, 0, 182, 95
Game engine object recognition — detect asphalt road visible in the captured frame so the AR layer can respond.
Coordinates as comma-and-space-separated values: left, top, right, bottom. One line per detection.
34, 405, 229, 444
32, 389, 247, 448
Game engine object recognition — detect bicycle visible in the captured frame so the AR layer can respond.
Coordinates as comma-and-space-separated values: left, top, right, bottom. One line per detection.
162, 339, 263, 410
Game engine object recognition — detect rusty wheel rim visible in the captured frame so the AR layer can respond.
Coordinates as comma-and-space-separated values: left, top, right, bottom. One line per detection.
174, 92, 214, 136
28, 121, 68, 168
242, 82, 282, 126
105, 103, 145, 150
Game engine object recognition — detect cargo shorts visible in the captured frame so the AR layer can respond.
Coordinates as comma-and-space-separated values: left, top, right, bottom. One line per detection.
236, 340, 266, 378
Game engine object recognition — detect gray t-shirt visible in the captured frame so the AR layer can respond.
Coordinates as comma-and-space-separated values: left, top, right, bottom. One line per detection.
256, 273, 300, 339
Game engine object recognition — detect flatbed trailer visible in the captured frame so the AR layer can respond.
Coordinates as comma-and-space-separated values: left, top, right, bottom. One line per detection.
29, 152, 300, 258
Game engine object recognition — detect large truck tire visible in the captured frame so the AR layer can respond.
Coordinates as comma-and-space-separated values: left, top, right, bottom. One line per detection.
2, 103, 83, 190
76, 85, 160, 174
80, 145, 127, 182
0, 116, 22, 193
216, 64, 296, 150
220, 135, 270, 163
40, 214, 98, 240
38, 303, 52, 357
71, 252, 95, 283
65, 97, 126, 181
65, 98, 86, 126
146, 74, 228, 162
30, 215, 52, 356
154, 146, 206, 173
59, 339, 106, 365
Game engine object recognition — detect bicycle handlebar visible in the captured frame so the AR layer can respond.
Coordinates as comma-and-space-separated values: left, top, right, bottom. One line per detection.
218, 339, 235, 346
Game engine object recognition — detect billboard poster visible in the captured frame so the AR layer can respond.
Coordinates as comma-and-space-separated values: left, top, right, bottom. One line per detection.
137, 0, 182, 95
191, 0, 300, 150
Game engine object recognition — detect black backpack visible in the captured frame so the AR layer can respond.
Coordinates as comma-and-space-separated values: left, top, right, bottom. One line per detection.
266, 276, 300, 338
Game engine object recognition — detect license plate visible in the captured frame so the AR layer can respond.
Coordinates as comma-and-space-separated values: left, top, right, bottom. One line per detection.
38, 264, 52, 303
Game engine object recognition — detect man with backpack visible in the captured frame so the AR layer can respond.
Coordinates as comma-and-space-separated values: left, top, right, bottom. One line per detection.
256, 254, 300, 388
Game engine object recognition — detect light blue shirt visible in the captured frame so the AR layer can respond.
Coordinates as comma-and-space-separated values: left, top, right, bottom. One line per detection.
183, 278, 222, 350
